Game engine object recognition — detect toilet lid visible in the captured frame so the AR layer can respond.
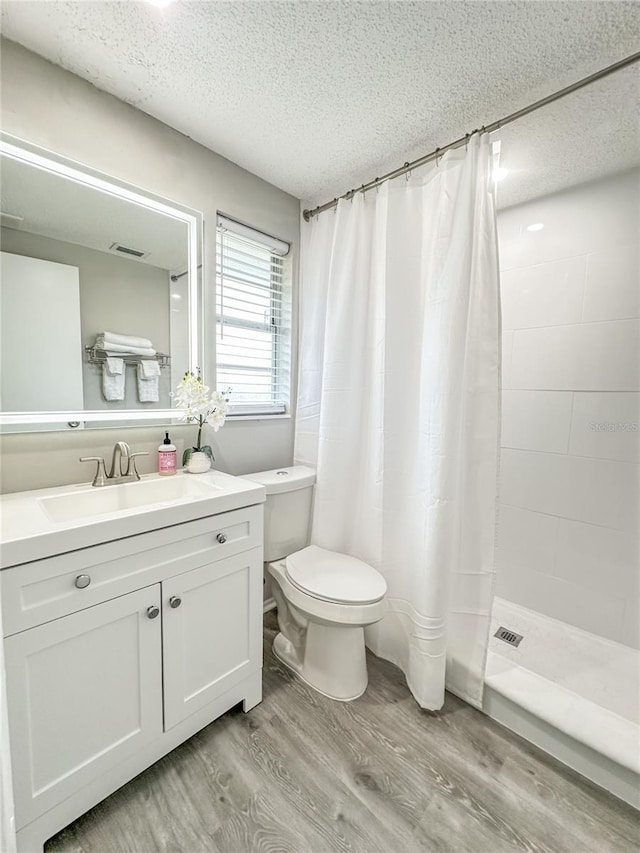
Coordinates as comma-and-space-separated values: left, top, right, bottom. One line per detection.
285, 545, 387, 605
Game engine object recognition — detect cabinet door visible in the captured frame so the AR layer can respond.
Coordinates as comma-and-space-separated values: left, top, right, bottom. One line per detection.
5, 586, 163, 829
162, 547, 262, 730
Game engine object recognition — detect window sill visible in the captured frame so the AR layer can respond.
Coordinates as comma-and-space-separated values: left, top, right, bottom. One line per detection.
226, 413, 292, 422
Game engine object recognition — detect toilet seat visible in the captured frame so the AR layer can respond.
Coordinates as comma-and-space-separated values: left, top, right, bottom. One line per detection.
285, 545, 387, 606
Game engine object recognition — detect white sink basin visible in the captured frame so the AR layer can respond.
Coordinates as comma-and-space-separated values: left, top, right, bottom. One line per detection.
0, 470, 265, 569
39, 476, 223, 523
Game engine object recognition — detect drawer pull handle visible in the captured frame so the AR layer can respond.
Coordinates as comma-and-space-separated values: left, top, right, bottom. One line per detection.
75, 574, 91, 589
216, 533, 227, 544
169, 596, 182, 609
146, 606, 160, 619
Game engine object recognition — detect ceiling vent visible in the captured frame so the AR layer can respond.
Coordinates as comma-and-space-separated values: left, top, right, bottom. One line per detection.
109, 242, 148, 259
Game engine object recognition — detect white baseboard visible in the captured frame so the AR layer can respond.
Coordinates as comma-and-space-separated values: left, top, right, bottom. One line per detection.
263, 597, 276, 613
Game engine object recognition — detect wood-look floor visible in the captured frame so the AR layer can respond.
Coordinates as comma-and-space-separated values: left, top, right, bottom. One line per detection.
47, 612, 639, 853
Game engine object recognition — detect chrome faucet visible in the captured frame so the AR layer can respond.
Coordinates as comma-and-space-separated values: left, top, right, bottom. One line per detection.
80, 442, 149, 487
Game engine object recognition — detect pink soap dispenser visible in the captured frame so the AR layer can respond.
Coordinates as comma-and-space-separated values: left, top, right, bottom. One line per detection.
158, 432, 177, 476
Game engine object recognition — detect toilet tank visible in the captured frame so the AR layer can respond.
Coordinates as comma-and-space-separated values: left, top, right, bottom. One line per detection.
241, 466, 316, 561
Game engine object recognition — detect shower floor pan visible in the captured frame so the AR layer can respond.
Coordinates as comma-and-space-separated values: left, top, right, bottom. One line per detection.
484, 596, 639, 810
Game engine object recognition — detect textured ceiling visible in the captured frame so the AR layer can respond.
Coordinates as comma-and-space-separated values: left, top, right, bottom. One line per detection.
1, 0, 639, 209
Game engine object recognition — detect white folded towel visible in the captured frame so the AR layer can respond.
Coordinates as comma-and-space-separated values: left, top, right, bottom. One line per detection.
139, 358, 161, 379
99, 331, 154, 349
102, 358, 125, 401
101, 342, 157, 357
105, 356, 124, 375
137, 361, 159, 403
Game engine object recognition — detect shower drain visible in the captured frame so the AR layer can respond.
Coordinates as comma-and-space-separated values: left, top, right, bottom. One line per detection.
494, 626, 523, 647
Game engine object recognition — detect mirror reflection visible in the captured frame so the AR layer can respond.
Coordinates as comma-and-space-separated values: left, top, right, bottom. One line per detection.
0, 139, 200, 432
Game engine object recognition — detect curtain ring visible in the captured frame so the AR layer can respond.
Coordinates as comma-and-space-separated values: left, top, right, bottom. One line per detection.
435, 147, 441, 166
404, 162, 411, 181
465, 133, 470, 151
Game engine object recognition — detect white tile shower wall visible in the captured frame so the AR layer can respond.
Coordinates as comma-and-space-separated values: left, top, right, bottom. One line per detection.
510, 320, 639, 391
570, 393, 640, 463
501, 391, 572, 453
583, 244, 640, 322
496, 170, 640, 649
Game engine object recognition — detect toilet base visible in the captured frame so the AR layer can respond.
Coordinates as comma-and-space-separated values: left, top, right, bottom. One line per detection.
272, 622, 368, 702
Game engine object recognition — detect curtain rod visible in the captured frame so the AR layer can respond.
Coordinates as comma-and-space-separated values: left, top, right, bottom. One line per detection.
170, 263, 202, 282
302, 50, 640, 222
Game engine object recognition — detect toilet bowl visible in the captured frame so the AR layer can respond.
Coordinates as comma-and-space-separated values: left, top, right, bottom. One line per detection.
241, 467, 387, 701
269, 545, 387, 700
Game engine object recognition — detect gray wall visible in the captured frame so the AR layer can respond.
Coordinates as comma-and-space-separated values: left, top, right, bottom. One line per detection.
1, 227, 172, 411
0, 39, 300, 493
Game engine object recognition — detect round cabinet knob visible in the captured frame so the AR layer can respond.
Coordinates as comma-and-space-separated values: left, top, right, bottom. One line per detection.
169, 596, 182, 609
216, 533, 227, 544
75, 574, 91, 589
146, 605, 160, 619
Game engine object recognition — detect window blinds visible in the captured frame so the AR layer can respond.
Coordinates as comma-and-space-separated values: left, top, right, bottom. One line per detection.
216, 216, 290, 416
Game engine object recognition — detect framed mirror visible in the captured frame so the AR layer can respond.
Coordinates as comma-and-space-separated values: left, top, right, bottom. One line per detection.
0, 133, 202, 432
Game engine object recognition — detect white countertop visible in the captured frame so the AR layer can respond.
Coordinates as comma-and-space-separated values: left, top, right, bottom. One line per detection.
0, 470, 265, 568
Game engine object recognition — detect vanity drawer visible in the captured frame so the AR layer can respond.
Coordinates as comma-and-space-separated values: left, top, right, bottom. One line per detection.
1, 504, 263, 636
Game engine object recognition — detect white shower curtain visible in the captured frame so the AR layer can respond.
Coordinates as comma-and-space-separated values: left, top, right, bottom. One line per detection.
295, 134, 500, 710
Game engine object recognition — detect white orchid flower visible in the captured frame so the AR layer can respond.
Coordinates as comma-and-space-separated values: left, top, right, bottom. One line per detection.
173, 371, 231, 457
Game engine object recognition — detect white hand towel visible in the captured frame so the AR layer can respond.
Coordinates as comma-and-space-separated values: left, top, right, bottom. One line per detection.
100, 331, 154, 349
100, 342, 157, 357
105, 356, 124, 375
102, 360, 125, 401
137, 361, 159, 403
139, 358, 161, 379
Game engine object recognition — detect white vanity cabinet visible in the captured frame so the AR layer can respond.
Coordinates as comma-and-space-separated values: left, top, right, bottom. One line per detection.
5, 586, 164, 830
1, 500, 264, 853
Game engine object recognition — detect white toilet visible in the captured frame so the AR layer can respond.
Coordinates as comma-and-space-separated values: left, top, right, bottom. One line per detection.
242, 466, 387, 701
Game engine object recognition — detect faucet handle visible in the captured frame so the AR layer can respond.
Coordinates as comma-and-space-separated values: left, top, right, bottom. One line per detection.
127, 451, 149, 480
79, 456, 108, 487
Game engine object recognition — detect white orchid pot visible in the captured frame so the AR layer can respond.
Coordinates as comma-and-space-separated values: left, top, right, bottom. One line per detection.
183, 446, 213, 474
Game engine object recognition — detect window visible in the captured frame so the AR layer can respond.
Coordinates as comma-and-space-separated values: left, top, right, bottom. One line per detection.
215, 215, 291, 416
